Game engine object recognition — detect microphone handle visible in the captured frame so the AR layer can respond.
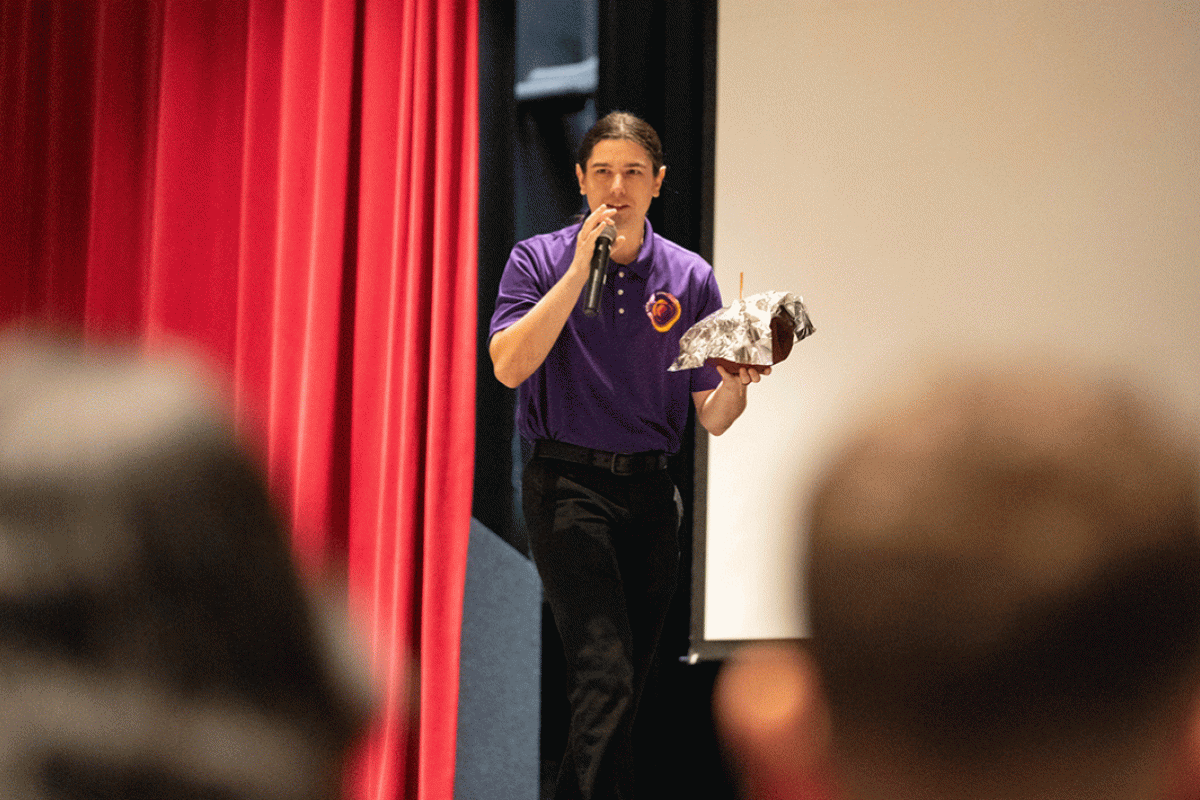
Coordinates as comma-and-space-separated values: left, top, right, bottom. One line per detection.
583, 237, 612, 317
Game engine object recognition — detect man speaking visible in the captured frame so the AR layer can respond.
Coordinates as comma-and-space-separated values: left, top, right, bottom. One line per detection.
489, 112, 768, 800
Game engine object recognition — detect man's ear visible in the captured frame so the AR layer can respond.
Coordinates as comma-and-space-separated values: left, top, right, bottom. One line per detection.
713, 642, 836, 800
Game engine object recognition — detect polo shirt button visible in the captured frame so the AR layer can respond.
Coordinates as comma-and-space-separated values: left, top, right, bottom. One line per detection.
618, 271, 625, 278
618, 308, 625, 314
617, 289, 624, 296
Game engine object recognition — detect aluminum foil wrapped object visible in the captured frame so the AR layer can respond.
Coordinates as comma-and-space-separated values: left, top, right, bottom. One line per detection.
669, 290, 815, 372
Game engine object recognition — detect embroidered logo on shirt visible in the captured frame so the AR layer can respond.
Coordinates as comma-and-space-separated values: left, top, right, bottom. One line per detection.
645, 292, 682, 332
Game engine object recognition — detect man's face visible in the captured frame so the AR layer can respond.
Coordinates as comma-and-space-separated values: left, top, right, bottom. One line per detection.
576, 138, 666, 236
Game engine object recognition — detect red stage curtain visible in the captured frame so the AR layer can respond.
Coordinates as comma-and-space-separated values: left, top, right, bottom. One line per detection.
0, 2, 477, 799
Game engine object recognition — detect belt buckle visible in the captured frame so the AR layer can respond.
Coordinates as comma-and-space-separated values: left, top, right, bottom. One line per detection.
609, 452, 635, 476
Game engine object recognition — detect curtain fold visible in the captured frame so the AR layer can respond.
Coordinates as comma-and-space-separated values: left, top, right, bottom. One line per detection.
239, 0, 357, 570
348, 0, 477, 795
0, 2, 477, 798
84, 0, 161, 337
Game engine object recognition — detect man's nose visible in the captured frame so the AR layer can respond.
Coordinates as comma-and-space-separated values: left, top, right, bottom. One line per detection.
611, 173, 624, 193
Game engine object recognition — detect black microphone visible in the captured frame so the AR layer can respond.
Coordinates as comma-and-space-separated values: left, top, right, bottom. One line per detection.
583, 224, 616, 317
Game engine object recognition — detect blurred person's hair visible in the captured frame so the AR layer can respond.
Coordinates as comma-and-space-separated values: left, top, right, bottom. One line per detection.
0, 332, 369, 800
806, 361, 1200, 792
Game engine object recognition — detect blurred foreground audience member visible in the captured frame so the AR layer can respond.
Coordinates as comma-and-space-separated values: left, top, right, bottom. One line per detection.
715, 360, 1200, 800
0, 333, 370, 800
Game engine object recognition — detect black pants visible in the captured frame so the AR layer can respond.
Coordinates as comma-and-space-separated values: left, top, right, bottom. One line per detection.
522, 454, 681, 800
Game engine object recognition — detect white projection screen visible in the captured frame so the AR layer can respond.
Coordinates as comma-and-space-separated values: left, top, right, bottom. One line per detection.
698, 1, 1200, 653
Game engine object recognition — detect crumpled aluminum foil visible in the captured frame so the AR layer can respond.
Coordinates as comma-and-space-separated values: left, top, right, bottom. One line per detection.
669, 290, 815, 371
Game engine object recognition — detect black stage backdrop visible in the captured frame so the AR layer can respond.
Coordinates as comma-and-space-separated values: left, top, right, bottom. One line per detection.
475, 1, 735, 797
596, 3, 733, 800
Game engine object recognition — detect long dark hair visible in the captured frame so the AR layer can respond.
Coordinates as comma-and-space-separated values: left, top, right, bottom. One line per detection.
576, 111, 664, 174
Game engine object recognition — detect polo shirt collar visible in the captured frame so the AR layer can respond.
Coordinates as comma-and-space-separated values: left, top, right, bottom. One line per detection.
621, 219, 656, 279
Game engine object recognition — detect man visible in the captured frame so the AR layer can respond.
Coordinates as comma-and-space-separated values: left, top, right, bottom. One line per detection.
715, 360, 1200, 800
490, 112, 768, 800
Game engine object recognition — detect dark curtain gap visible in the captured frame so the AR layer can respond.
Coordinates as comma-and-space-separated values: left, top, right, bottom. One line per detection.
472, 0, 734, 796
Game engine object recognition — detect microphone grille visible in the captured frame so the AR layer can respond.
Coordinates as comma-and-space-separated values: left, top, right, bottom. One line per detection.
599, 224, 617, 243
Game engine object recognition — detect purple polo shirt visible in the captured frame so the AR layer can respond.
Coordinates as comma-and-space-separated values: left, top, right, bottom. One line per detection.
490, 219, 723, 455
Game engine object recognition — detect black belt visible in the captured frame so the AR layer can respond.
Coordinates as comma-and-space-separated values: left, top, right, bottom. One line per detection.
533, 439, 668, 475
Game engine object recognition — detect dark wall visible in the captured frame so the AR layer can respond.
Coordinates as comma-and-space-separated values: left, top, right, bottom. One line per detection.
598, 0, 717, 263
594, 4, 730, 797
475, 0, 601, 557
474, 1, 735, 797
474, 0, 519, 550
595, 0, 720, 663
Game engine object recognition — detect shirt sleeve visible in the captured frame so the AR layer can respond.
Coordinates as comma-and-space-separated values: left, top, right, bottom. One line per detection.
489, 239, 549, 340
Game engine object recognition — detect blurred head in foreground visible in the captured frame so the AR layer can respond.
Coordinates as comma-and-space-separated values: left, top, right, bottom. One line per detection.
715, 360, 1200, 800
0, 334, 369, 800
